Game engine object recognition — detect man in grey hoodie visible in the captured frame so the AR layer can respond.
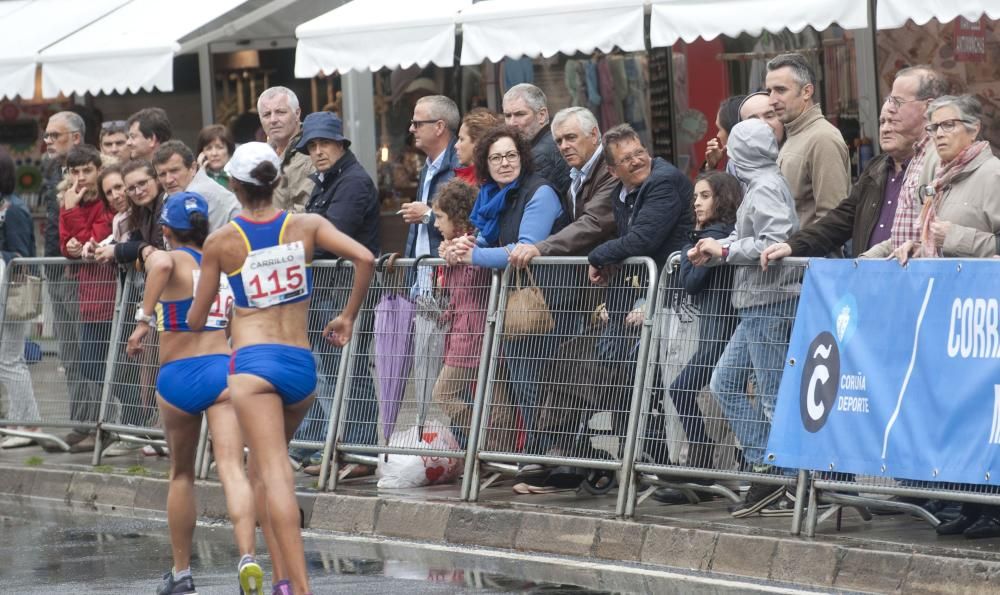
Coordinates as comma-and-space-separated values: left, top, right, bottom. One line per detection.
688, 118, 800, 518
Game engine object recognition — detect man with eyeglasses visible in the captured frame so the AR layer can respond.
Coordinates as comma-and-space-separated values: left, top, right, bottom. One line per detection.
99, 120, 128, 159
761, 66, 947, 263
125, 107, 172, 161
765, 53, 850, 228
258, 86, 315, 212
401, 95, 460, 261
503, 84, 571, 199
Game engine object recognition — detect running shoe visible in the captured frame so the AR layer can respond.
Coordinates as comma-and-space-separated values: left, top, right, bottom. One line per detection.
272, 579, 292, 595
238, 555, 264, 595
157, 570, 197, 595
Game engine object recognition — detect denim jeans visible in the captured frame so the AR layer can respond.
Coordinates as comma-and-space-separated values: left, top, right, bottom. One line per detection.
708, 298, 796, 466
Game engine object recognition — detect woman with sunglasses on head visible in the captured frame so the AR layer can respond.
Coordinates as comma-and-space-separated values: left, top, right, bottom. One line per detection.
126, 192, 262, 595
188, 142, 374, 595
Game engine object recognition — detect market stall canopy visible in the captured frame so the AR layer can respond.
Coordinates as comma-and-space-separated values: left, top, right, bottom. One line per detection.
38, 0, 251, 96
0, 0, 127, 100
648, 0, 869, 47
458, 0, 646, 66
295, 0, 471, 76
877, 0, 1000, 29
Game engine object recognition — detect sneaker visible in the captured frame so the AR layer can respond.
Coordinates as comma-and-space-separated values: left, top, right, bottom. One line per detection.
728, 483, 785, 518
158, 570, 197, 595
238, 556, 264, 595
103, 441, 144, 457
272, 579, 292, 595
1, 436, 34, 449
69, 434, 97, 454
759, 490, 797, 517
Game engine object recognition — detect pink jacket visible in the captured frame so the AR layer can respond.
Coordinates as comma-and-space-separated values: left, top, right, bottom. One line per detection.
440, 265, 490, 368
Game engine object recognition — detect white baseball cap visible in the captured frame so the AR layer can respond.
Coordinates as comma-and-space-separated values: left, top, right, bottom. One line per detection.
224, 141, 282, 186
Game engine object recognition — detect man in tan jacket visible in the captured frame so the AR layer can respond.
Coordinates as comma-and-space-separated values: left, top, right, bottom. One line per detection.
765, 53, 850, 227
257, 86, 314, 212
508, 107, 617, 267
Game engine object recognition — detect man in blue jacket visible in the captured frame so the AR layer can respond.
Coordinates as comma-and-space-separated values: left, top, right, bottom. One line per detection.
292, 111, 380, 472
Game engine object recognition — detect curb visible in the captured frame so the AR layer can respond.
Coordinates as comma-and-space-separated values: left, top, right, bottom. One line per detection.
2, 464, 999, 594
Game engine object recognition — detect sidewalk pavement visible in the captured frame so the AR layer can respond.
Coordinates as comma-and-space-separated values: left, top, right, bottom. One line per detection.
2, 443, 999, 594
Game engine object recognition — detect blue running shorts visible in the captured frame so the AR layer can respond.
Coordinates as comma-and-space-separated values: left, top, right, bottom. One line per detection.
230, 344, 317, 405
157, 354, 230, 415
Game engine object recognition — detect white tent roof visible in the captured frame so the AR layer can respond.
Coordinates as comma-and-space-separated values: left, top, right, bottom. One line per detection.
0, 0, 127, 100
458, 0, 646, 66
295, 0, 470, 77
878, 0, 1000, 29
649, 0, 869, 47
39, 0, 251, 97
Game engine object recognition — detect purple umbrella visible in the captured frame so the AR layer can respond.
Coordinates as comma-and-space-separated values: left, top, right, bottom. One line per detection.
374, 292, 415, 444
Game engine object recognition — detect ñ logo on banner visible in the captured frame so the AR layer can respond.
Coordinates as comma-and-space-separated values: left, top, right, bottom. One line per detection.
800, 331, 840, 433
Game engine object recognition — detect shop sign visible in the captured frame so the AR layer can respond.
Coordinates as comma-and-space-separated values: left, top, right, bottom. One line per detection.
954, 17, 986, 63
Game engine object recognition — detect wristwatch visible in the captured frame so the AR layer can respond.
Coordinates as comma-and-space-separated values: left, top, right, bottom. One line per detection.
420, 210, 432, 225
134, 309, 154, 325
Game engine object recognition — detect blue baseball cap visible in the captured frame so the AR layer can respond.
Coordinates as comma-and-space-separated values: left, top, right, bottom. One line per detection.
296, 111, 351, 154
159, 192, 208, 230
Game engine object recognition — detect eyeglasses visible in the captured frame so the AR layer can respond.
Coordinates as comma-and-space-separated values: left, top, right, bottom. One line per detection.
125, 178, 153, 195
884, 95, 923, 110
925, 119, 970, 135
488, 151, 520, 166
615, 148, 648, 166
43, 131, 70, 141
410, 119, 441, 128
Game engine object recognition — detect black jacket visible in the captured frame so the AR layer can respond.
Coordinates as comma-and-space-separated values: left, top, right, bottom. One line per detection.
306, 150, 380, 258
677, 222, 737, 323
588, 157, 693, 270
787, 152, 891, 257
405, 138, 459, 258
531, 128, 571, 200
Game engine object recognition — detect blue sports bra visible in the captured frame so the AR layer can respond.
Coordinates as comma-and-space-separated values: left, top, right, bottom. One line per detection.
227, 211, 313, 309
156, 247, 229, 332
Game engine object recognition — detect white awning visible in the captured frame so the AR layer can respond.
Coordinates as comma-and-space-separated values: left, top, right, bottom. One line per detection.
39, 0, 251, 97
649, 0, 869, 47
0, 0, 127, 100
295, 0, 470, 77
459, 0, 646, 66
878, 0, 1000, 29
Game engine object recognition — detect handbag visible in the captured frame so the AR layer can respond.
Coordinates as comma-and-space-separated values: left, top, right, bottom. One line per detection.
503, 266, 554, 337
6, 274, 41, 321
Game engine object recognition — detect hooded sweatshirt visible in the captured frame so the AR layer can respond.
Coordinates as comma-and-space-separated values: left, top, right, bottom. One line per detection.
715, 119, 801, 309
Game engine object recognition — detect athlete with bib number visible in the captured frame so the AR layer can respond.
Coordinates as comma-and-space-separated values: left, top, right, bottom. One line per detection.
126, 192, 262, 595
188, 143, 375, 595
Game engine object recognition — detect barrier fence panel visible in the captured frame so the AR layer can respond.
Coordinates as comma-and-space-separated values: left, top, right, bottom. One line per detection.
468, 256, 658, 517
0, 258, 120, 453
93, 268, 167, 463
327, 256, 499, 494
627, 256, 806, 522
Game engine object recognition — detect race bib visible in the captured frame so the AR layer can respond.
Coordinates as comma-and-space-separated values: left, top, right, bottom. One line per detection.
193, 269, 234, 328
242, 241, 308, 308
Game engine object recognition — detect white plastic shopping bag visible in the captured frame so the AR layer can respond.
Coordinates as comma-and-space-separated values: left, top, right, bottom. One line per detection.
377, 421, 462, 488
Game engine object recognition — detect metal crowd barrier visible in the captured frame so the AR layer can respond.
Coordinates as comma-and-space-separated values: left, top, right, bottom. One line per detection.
467, 256, 658, 517
0, 258, 120, 452
324, 256, 501, 498
626, 255, 808, 526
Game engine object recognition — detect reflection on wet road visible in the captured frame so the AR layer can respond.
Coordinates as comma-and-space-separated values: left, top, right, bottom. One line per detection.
0, 511, 829, 594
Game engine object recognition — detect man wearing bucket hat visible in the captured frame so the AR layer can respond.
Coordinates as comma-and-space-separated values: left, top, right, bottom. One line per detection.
289, 112, 381, 473
297, 112, 379, 256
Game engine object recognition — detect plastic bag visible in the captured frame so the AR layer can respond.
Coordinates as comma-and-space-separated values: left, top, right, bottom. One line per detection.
376, 421, 462, 488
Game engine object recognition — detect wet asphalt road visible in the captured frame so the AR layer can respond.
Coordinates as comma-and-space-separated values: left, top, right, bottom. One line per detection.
0, 511, 837, 594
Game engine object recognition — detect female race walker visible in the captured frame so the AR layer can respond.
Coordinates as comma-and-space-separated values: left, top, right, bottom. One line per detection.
188, 142, 375, 595
126, 192, 262, 595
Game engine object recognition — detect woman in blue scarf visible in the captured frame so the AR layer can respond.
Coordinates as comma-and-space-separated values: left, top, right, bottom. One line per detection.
446, 125, 565, 483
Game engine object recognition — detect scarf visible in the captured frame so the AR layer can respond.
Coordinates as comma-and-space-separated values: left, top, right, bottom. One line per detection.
470, 179, 519, 246
918, 140, 989, 257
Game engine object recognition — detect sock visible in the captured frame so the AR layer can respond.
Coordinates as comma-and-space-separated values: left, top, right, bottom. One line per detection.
172, 567, 192, 581
238, 554, 255, 570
